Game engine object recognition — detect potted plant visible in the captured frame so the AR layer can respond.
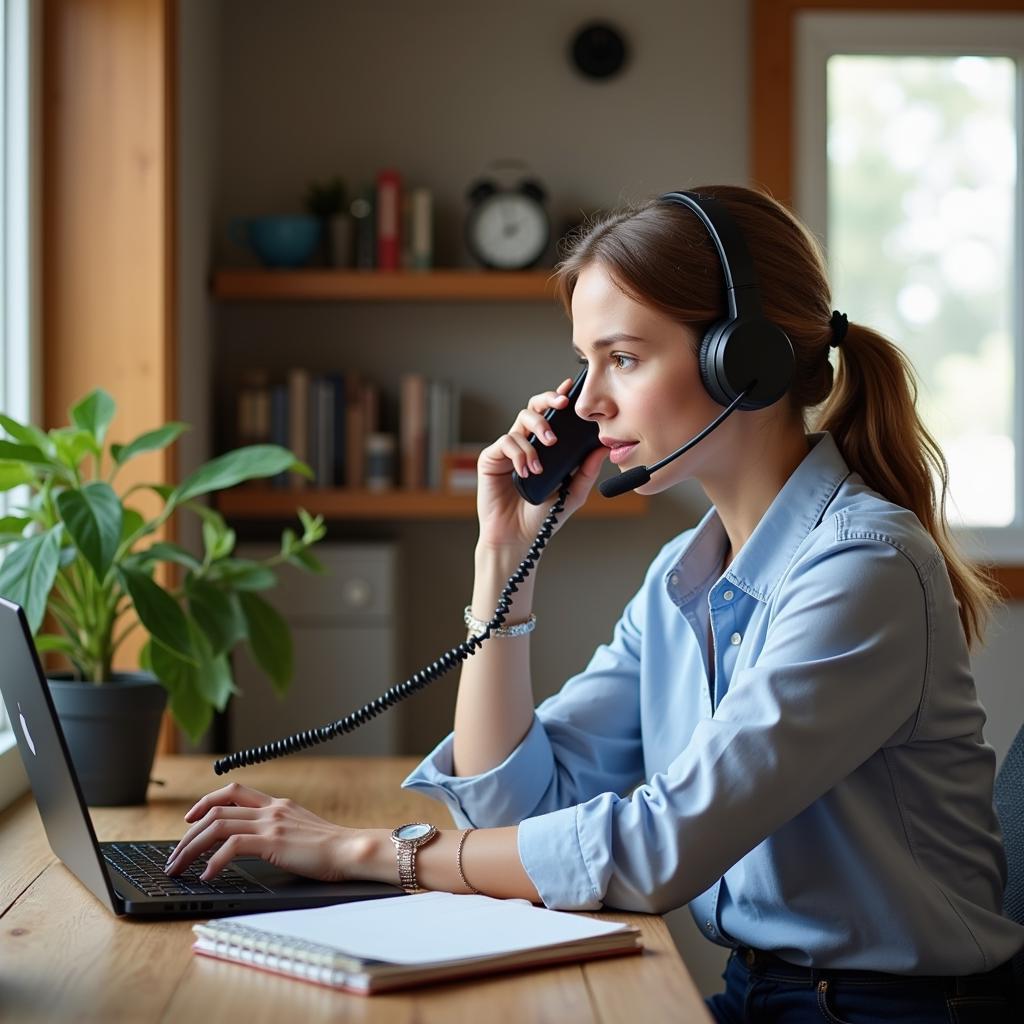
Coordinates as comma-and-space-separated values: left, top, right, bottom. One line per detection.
0, 388, 325, 804
305, 176, 351, 267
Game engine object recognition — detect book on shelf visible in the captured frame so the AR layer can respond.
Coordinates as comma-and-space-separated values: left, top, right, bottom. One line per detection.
399, 372, 427, 489
235, 368, 461, 492
351, 184, 376, 269
191, 890, 642, 996
287, 367, 310, 490
405, 186, 433, 270
375, 168, 402, 271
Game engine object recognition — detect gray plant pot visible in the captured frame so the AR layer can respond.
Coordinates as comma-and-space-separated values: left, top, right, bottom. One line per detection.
47, 673, 167, 806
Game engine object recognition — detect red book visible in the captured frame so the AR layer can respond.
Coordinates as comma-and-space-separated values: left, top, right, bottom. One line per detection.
375, 169, 401, 270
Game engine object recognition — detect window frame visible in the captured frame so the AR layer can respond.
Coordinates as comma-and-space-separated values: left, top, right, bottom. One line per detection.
752, 0, 1024, 592
0, 0, 40, 809
795, 11, 1024, 564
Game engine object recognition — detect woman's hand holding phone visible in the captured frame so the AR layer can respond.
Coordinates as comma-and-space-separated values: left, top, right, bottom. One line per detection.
475, 374, 608, 555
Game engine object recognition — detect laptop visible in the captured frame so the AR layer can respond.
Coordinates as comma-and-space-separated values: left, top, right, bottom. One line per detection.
0, 596, 403, 917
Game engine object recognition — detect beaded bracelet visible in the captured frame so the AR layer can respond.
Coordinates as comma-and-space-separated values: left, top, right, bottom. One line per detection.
463, 606, 536, 638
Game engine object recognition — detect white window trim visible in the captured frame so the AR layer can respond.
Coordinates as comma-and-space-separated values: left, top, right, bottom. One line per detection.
795, 11, 1024, 565
0, 0, 39, 810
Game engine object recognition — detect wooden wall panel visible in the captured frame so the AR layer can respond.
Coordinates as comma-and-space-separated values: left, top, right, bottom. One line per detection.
43, 0, 178, 747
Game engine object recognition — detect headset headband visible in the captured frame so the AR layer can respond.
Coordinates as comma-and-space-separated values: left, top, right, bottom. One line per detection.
658, 191, 763, 319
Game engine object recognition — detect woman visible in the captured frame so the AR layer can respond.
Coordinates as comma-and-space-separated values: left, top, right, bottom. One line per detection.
167, 186, 1022, 1021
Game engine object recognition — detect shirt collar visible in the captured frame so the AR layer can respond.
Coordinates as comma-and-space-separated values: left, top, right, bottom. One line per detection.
667, 432, 852, 606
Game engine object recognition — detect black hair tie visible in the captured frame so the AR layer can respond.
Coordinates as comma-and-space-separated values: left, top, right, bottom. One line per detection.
829, 310, 849, 349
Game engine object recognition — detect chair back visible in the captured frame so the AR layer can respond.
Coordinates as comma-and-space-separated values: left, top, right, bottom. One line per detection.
993, 721, 1024, 997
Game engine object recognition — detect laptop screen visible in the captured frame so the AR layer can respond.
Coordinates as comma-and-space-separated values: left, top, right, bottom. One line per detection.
0, 597, 117, 910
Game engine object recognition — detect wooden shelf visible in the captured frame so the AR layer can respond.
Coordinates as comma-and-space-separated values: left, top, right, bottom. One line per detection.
215, 485, 647, 521
211, 269, 558, 302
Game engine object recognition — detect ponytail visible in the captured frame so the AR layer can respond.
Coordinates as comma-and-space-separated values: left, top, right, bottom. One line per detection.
814, 324, 1000, 649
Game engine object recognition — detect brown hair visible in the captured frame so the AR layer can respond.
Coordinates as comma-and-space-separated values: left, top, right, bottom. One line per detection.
554, 184, 998, 648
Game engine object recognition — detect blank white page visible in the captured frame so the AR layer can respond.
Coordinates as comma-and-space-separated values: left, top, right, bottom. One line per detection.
213, 891, 631, 965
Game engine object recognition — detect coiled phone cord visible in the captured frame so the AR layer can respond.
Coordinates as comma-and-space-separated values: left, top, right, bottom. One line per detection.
212, 479, 571, 775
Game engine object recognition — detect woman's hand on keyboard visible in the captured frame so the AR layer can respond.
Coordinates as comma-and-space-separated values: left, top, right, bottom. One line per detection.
164, 781, 370, 883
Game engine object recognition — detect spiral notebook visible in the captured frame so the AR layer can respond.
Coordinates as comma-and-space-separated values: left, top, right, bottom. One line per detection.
192, 890, 643, 995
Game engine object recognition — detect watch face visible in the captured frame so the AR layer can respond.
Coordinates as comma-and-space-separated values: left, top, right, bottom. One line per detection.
396, 823, 433, 841
467, 192, 549, 269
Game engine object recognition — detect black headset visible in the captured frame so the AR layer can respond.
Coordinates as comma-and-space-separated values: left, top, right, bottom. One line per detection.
659, 191, 795, 410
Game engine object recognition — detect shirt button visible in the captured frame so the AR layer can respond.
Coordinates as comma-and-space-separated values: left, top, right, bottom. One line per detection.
669, 573, 679, 587
730, 632, 741, 646
723, 589, 734, 601
705, 920, 715, 933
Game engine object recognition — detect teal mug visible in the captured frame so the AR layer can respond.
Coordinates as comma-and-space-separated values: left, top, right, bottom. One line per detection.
230, 215, 321, 268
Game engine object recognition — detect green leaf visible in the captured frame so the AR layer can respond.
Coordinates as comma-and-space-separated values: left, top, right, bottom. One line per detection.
117, 566, 193, 659
202, 517, 235, 561
56, 482, 123, 581
287, 546, 325, 574
206, 558, 277, 591
0, 461, 34, 491
169, 680, 213, 745
149, 640, 212, 744
0, 515, 31, 544
0, 526, 62, 632
49, 427, 97, 469
0, 414, 53, 454
171, 445, 307, 505
183, 501, 227, 528
70, 389, 116, 448
133, 541, 202, 572
239, 591, 292, 694
120, 507, 146, 543
34, 633, 79, 658
186, 578, 246, 655
0, 439, 54, 466
111, 422, 188, 465
186, 621, 236, 711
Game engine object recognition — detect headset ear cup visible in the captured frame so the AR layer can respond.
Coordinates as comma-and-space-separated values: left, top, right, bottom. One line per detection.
699, 320, 736, 406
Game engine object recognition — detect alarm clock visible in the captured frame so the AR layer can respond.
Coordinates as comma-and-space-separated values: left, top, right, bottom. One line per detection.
464, 179, 550, 270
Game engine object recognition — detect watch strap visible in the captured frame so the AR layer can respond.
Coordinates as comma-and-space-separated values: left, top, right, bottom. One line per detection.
390, 823, 439, 892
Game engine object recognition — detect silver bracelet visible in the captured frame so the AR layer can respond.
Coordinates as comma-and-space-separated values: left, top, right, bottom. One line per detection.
463, 605, 536, 638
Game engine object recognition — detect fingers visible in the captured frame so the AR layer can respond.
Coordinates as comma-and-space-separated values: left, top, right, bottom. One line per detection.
494, 433, 542, 478
166, 814, 263, 878
563, 446, 609, 509
525, 379, 572, 415
199, 834, 272, 881
166, 804, 264, 867
183, 782, 273, 823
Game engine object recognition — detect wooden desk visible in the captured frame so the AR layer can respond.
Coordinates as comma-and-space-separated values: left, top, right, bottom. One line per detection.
0, 756, 711, 1022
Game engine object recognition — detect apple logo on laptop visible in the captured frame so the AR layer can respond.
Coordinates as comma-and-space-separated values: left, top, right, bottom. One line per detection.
17, 703, 36, 756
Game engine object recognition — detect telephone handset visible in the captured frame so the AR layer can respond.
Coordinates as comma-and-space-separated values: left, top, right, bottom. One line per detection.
212, 375, 593, 774
511, 368, 601, 505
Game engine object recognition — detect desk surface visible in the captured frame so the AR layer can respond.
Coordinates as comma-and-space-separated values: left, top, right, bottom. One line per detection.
0, 755, 710, 1023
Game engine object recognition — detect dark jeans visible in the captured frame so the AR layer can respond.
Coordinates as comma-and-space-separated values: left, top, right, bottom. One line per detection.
705, 947, 1017, 1023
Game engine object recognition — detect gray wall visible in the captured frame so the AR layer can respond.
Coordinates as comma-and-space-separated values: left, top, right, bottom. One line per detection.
177, 0, 1024, 996
205, 0, 751, 758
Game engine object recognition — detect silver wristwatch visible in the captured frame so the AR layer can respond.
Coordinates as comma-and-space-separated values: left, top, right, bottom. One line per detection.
390, 822, 440, 892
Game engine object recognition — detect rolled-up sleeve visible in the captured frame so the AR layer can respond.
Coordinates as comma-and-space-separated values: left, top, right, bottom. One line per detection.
518, 538, 931, 912
402, 581, 649, 829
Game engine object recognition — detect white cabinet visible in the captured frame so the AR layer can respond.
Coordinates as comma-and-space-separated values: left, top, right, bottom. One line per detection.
230, 543, 399, 756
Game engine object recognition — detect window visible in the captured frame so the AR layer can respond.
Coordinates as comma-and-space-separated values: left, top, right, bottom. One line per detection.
795, 12, 1024, 563
0, 0, 37, 808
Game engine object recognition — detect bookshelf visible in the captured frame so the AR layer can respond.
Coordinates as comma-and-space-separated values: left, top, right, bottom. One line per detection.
212, 268, 648, 521
215, 485, 646, 521
212, 269, 557, 302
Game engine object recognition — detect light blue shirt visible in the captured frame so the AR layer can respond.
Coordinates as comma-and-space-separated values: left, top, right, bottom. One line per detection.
403, 432, 1024, 974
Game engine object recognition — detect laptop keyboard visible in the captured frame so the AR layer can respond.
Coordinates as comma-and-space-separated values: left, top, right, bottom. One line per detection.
102, 841, 271, 898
